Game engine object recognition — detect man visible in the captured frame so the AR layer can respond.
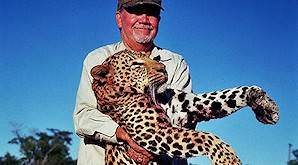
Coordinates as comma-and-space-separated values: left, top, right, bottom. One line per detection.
73, 0, 192, 164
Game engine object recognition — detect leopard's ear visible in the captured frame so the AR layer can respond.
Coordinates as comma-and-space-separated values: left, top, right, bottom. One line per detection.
91, 64, 111, 81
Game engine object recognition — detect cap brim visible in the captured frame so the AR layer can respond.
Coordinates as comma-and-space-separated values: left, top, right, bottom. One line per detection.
122, 2, 164, 11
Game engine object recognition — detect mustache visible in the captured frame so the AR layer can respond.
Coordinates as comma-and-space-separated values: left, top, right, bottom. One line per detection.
133, 23, 153, 30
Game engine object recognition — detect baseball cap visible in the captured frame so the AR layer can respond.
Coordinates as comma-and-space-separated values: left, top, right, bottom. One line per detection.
117, 0, 164, 11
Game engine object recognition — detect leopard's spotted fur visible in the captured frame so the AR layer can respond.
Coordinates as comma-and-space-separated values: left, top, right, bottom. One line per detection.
91, 49, 279, 165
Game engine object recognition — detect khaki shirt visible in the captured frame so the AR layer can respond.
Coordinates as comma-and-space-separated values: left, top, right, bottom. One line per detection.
73, 42, 192, 164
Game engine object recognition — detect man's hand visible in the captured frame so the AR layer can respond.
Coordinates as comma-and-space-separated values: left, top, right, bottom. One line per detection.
116, 127, 153, 164
126, 147, 151, 165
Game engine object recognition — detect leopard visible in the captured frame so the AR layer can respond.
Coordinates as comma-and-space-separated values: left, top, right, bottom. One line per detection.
91, 49, 279, 165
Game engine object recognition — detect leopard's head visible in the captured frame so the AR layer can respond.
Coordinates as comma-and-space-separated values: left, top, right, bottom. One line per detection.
91, 49, 167, 105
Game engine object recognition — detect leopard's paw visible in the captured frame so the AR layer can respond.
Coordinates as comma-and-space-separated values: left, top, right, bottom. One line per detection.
247, 86, 279, 124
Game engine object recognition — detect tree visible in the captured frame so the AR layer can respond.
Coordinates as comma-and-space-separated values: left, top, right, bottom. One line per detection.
5, 128, 76, 165
288, 149, 298, 165
0, 153, 20, 165
288, 160, 298, 165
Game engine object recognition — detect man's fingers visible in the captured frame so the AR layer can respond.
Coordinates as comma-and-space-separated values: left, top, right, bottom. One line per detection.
127, 139, 153, 159
116, 127, 153, 159
126, 148, 151, 165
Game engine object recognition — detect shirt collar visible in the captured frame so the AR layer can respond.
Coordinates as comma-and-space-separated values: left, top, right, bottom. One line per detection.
114, 41, 162, 60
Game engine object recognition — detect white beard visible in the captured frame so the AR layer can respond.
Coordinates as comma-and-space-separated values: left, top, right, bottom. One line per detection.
132, 30, 155, 44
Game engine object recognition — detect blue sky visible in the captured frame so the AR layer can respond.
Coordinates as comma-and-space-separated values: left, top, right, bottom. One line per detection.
0, 0, 297, 164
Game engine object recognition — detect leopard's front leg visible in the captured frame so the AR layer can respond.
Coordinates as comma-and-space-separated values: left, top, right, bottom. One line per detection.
158, 86, 279, 127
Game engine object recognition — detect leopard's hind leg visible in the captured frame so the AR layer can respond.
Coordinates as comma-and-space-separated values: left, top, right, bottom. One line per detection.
105, 144, 137, 165
135, 126, 241, 165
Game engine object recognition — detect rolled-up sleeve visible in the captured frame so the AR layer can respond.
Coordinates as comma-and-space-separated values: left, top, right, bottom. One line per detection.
168, 55, 192, 93
73, 57, 119, 143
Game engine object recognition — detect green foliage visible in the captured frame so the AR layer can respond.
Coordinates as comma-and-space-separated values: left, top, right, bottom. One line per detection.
0, 153, 20, 165
1, 128, 76, 165
288, 160, 298, 165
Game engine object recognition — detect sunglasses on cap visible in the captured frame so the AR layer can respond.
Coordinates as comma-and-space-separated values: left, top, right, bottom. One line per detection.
123, 4, 161, 17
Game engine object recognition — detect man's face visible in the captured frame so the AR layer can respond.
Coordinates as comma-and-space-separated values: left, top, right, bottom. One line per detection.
116, 4, 160, 45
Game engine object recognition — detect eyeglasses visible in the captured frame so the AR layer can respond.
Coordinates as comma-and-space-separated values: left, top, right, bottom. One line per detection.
124, 4, 161, 17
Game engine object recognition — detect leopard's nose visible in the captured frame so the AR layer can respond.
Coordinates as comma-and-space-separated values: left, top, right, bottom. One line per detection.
156, 64, 166, 73
156, 68, 166, 74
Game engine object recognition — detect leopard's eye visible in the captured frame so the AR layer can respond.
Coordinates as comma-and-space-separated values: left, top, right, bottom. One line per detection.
131, 59, 145, 68
132, 61, 144, 65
